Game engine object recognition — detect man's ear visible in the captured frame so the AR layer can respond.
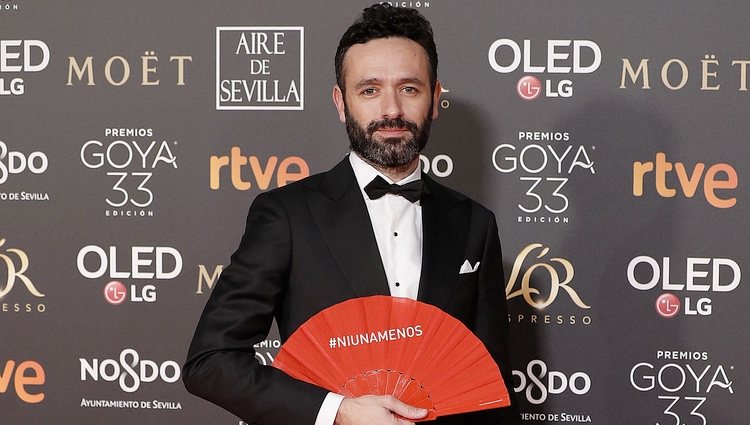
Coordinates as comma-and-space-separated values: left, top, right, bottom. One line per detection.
333, 85, 346, 123
432, 80, 442, 119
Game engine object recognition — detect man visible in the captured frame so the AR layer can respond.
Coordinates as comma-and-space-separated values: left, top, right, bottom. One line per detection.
184, 4, 520, 425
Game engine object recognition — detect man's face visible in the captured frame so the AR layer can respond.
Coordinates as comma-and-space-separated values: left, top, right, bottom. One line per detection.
333, 37, 441, 168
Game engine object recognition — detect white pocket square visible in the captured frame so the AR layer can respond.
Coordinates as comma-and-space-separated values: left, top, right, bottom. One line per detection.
459, 260, 480, 274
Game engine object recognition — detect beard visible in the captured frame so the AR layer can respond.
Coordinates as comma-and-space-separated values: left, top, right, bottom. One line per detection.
345, 105, 432, 168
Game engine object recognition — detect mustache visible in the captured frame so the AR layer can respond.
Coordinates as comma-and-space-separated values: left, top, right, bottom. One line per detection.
366, 117, 419, 135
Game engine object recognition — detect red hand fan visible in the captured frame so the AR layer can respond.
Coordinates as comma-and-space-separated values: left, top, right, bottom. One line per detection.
272, 295, 510, 421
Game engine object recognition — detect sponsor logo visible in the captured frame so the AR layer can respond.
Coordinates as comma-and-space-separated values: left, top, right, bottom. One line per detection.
379, 1, 431, 9
620, 54, 750, 91
513, 359, 591, 422
79, 348, 181, 393
0, 39, 49, 96
0, 1, 20, 12
0, 238, 45, 314
0, 140, 50, 202
628, 255, 741, 318
419, 154, 453, 178
0, 359, 45, 403
633, 152, 738, 209
77, 245, 183, 305
506, 243, 591, 326
630, 350, 734, 425
79, 349, 183, 411
488, 39, 601, 100
217, 27, 303, 110
80, 128, 178, 217
209, 148, 309, 191
197, 264, 223, 294
67, 51, 192, 87
493, 131, 595, 224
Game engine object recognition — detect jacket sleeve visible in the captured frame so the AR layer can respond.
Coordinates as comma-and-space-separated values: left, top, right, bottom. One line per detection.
470, 210, 522, 425
182, 191, 328, 425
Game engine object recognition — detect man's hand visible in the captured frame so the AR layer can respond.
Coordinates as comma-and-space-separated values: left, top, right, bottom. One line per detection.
334, 395, 428, 425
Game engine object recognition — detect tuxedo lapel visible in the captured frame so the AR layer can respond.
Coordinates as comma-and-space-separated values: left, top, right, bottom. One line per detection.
418, 176, 470, 310
305, 157, 390, 297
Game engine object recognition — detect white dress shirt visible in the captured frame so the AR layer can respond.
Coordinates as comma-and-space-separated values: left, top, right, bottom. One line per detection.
314, 152, 424, 425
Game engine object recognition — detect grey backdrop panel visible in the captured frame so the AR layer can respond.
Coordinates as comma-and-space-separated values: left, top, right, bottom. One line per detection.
2, 1, 746, 424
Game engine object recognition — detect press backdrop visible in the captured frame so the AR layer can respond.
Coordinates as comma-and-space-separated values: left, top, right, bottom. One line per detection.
2, 1, 747, 424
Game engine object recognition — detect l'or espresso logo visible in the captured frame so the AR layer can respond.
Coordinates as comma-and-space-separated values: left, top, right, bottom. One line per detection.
513, 359, 591, 422
630, 350, 734, 425
209, 147, 309, 190
633, 152, 738, 208
217, 26, 304, 110
488, 39, 601, 100
620, 54, 750, 92
0, 359, 45, 404
0, 140, 50, 201
66, 51, 192, 87
0, 39, 49, 96
627, 255, 741, 318
0, 238, 46, 314
77, 245, 183, 305
80, 128, 177, 217
506, 243, 591, 326
493, 131, 595, 224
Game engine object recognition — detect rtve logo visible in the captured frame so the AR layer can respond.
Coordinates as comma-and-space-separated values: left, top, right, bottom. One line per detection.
633, 152, 738, 208
209, 147, 309, 190
0, 360, 45, 403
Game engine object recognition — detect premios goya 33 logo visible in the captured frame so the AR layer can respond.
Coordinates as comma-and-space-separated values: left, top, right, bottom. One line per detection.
506, 243, 591, 326
493, 131, 595, 225
80, 128, 177, 217
630, 350, 733, 425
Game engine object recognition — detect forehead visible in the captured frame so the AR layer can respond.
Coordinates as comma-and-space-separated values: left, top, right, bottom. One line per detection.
341, 37, 431, 85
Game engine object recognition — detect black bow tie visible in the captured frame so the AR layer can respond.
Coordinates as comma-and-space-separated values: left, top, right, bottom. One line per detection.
364, 175, 425, 203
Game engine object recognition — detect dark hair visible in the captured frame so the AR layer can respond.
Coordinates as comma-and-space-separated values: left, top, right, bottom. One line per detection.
335, 4, 438, 93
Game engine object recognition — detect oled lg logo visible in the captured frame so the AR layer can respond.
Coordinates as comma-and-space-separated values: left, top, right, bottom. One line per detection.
0, 359, 45, 403
628, 255, 741, 318
77, 245, 183, 305
0, 40, 49, 96
79, 349, 180, 393
488, 39, 601, 100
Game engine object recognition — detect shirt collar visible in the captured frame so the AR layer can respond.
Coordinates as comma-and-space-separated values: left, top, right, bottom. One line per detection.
349, 152, 422, 195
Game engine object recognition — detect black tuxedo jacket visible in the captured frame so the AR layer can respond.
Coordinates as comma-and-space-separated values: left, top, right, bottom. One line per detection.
183, 157, 520, 425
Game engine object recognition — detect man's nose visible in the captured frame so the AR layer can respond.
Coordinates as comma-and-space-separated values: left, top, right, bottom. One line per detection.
380, 90, 404, 119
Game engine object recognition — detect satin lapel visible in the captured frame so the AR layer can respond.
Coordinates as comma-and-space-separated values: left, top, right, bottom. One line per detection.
417, 177, 470, 310
305, 158, 390, 297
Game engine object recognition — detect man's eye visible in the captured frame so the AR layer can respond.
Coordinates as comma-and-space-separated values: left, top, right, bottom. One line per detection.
402, 86, 417, 94
362, 88, 377, 95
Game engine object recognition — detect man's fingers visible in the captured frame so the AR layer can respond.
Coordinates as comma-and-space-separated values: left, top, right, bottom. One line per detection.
381, 395, 428, 420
